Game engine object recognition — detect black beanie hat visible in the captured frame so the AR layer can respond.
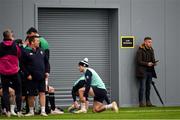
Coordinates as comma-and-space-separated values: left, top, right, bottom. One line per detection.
79, 58, 89, 67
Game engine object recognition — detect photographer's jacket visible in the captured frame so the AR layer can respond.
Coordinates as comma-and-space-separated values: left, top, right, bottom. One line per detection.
136, 43, 157, 79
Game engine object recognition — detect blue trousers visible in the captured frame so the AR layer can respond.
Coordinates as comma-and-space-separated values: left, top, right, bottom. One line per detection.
139, 72, 152, 103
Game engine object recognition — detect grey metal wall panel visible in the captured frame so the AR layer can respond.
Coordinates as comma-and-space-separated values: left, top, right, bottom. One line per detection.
0, 0, 23, 40
131, 0, 165, 106
165, 0, 180, 106
38, 8, 111, 107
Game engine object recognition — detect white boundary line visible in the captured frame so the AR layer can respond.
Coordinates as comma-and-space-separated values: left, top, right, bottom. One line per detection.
122, 109, 180, 113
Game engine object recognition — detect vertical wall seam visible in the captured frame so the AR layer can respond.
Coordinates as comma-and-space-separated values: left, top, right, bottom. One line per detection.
163, 0, 167, 105
22, 0, 24, 39
130, 0, 132, 35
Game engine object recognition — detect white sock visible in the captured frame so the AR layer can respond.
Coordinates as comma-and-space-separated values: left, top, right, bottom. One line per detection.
29, 107, 34, 114
41, 106, 45, 113
81, 103, 86, 110
105, 103, 112, 109
10, 105, 15, 113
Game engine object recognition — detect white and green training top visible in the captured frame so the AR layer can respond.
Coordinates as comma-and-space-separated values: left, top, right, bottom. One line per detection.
85, 68, 106, 90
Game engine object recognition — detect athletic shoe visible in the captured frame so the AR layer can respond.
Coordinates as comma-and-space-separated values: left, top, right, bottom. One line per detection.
5, 111, 11, 117
68, 104, 75, 112
17, 112, 24, 117
112, 101, 119, 113
74, 109, 87, 114
40, 112, 48, 117
51, 108, 64, 114
11, 111, 17, 116
24, 112, 34, 117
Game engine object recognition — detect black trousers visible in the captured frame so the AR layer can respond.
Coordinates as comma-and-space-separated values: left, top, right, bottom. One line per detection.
1, 74, 22, 112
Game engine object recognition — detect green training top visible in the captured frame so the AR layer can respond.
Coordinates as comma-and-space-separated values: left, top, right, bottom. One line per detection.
39, 37, 49, 50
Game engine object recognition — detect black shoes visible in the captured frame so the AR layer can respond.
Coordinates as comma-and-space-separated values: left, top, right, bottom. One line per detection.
146, 101, 156, 107
139, 102, 146, 107
139, 101, 156, 107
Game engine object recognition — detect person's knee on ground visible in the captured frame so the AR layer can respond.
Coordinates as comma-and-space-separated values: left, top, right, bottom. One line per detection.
93, 106, 103, 113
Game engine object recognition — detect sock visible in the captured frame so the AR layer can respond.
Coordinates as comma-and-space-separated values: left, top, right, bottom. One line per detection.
49, 93, 55, 110
25, 96, 29, 113
41, 106, 45, 113
81, 103, 86, 111
10, 105, 15, 113
1, 97, 5, 110
104, 95, 110, 104
45, 92, 50, 113
29, 107, 34, 114
85, 101, 89, 110
105, 103, 112, 109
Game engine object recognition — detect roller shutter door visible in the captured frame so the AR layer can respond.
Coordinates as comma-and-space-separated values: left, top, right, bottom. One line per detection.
38, 8, 111, 107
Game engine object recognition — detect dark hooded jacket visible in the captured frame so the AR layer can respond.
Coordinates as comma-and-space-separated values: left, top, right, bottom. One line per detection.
136, 43, 157, 79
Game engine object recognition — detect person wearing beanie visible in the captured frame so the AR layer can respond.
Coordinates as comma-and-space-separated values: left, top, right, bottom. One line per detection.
75, 58, 119, 113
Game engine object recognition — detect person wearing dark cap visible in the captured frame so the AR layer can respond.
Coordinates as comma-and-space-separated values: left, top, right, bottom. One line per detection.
136, 37, 157, 107
0, 29, 23, 117
75, 58, 118, 113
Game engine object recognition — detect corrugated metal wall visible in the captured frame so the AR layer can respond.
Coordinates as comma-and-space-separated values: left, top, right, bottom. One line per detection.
38, 8, 111, 107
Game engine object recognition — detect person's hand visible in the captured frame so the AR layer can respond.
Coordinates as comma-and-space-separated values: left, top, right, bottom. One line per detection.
27, 75, 32, 80
74, 101, 80, 109
45, 73, 49, 78
147, 62, 154, 67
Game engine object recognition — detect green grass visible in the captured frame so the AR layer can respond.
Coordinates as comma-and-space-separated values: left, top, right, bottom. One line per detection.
1, 106, 180, 119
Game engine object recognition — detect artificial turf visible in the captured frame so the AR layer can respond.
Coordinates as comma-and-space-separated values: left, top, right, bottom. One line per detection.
1, 106, 180, 119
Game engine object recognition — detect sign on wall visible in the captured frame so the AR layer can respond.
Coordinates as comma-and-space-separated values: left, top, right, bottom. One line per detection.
121, 36, 135, 48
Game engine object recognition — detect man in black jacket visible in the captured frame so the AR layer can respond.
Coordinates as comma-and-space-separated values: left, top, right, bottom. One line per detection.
21, 36, 50, 116
136, 37, 157, 107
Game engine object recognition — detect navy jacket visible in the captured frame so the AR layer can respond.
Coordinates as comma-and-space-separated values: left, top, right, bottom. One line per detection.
21, 46, 50, 81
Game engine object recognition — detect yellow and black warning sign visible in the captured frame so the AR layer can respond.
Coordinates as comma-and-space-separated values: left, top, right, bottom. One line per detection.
121, 36, 135, 48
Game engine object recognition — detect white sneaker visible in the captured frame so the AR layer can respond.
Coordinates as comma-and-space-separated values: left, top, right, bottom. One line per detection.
112, 101, 119, 113
11, 111, 17, 116
17, 112, 24, 117
68, 104, 75, 112
40, 112, 48, 117
51, 108, 64, 114
74, 109, 87, 114
5, 111, 11, 117
25, 112, 34, 117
